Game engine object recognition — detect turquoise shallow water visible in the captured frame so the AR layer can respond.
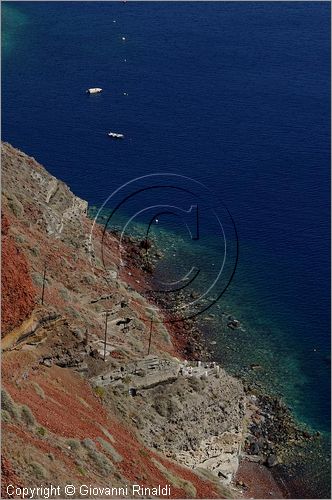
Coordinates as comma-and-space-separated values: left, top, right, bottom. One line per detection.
1, 3, 27, 54
2, 2, 330, 496
91, 204, 329, 433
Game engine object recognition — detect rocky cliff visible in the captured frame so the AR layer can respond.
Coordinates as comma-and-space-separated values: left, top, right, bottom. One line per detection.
1, 143, 246, 498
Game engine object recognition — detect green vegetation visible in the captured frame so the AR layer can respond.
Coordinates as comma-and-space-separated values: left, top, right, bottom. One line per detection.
94, 386, 105, 399
30, 461, 47, 480
8, 196, 23, 218
1, 410, 11, 423
15, 234, 26, 244
20, 405, 36, 427
36, 426, 46, 437
97, 425, 115, 443
32, 272, 44, 287
66, 439, 81, 451
64, 306, 80, 319
83, 273, 95, 285
81, 438, 96, 450
77, 465, 86, 476
33, 382, 45, 399
1, 389, 19, 420
87, 449, 113, 476
59, 287, 69, 300
30, 246, 39, 257
97, 437, 123, 463
81, 437, 113, 476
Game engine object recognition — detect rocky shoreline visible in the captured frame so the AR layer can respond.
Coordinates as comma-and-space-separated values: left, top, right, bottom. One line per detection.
120, 232, 325, 498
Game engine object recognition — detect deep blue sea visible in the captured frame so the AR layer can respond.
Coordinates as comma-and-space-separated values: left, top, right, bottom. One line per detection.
2, 0, 330, 467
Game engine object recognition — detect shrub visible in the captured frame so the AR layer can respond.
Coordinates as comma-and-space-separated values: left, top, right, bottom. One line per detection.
66, 439, 81, 451
83, 274, 95, 285
30, 462, 47, 480
59, 288, 69, 300
94, 386, 105, 399
15, 234, 26, 244
153, 398, 168, 417
64, 307, 80, 319
160, 326, 171, 344
37, 427, 46, 437
8, 198, 23, 218
77, 466, 86, 476
33, 383, 45, 399
1, 410, 11, 423
87, 449, 113, 476
1, 389, 19, 419
97, 438, 122, 463
97, 425, 115, 443
81, 438, 96, 451
32, 272, 43, 287
20, 405, 36, 427
30, 246, 39, 257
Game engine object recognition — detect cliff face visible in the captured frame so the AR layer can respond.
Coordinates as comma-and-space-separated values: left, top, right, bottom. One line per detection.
1, 143, 245, 499
1, 212, 36, 336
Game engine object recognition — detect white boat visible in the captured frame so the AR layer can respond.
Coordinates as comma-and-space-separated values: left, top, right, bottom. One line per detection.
108, 132, 124, 139
86, 88, 103, 94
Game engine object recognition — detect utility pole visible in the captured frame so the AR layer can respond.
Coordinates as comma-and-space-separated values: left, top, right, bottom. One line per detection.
147, 319, 153, 355
103, 311, 109, 361
41, 264, 47, 305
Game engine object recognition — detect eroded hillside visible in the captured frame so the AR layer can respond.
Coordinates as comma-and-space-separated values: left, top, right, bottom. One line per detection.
1, 143, 246, 499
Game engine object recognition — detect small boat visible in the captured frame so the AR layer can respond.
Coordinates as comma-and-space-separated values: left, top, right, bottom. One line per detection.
87, 88, 103, 94
108, 132, 124, 139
